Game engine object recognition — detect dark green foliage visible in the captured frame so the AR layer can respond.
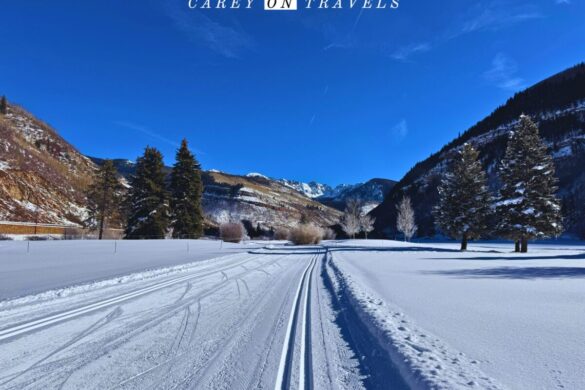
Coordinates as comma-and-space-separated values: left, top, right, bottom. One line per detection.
0, 96, 7, 115
124, 147, 170, 239
170, 139, 204, 238
434, 143, 492, 250
85, 160, 124, 239
496, 115, 563, 252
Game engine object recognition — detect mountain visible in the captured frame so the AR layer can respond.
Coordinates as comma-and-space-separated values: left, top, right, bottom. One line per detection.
276, 177, 396, 211
0, 102, 96, 225
89, 160, 342, 229
317, 178, 396, 212
371, 63, 585, 239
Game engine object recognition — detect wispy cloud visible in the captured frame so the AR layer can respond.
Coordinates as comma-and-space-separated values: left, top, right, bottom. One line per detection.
390, 43, 431, 62
114, 121, 180, 148
164, 3, 254, 59
483, 53, 526, 91
459, 4, 542, 34
391, 119, 409, 141
390, 2, 543, 62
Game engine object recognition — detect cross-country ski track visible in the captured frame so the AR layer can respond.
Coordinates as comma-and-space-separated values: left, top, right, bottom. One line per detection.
0, 245, 402, 390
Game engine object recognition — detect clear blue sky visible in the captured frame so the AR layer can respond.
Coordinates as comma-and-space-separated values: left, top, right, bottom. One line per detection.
1, 1, 583, 185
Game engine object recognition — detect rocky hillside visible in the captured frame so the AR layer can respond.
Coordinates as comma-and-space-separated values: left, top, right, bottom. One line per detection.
201, 172, 342, 229
371, 63, 585, 238
92, 160, 343, 230
0, 103, 96, 225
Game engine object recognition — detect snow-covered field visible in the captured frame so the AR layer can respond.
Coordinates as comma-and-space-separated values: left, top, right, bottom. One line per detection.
0, 240, 256, 300
0, 239, 584, 389
328, 240, 585, 389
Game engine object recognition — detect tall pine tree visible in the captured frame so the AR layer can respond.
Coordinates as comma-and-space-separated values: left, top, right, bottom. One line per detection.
0, 96, 7, 115
496, 115, 562, 252
170, 139, 204, 238
124, 147, 170, 239
434, 143, 492, 251
85, 160, 123, 239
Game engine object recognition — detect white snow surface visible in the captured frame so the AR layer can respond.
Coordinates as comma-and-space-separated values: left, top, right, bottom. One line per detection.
0, 239, 257, 300
1, 239, 584, 389
328, 240, 585, 390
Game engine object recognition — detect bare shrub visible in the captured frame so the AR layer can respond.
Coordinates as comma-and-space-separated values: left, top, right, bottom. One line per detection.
322, 228, 336, 240
289, 225, 323, 245
0, 234, 13, 241
220, 222, 245, 243
273, 227, 289, 241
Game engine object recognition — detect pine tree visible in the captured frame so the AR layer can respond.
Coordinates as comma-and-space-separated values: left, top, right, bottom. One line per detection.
85, 160, 124, 239
169, 139, 204, 238
434, 143, 492, 250
0, 96, 7, 115
496, 115, 562, 252
124, 147, 170, 239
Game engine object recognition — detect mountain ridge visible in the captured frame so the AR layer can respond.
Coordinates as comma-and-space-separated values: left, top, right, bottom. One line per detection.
371, 62, 585, 238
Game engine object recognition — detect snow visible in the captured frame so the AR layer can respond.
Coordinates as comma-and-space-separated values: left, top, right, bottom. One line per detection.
327, 239, 585, 389
246, 172, 269, 179
0, 160, 10, 171
1, 239, 584, 388
0, 239, 257, 300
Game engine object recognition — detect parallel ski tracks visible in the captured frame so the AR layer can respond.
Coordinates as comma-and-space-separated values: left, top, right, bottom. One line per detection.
274, 248, 322, 390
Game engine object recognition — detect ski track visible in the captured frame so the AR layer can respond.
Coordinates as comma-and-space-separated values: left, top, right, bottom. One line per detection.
0, 245, 413, 390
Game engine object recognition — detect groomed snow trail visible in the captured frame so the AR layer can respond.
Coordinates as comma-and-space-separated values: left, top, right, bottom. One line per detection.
0, 246, 370, 390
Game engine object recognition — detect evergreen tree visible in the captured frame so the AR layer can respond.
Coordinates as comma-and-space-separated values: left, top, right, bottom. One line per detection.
0, 96, 7, 115
434, 143, 492, 250
496, 115, 562, 252
124, 147, 170, 239
85, 160, 123, 239
169, 139, 204, 238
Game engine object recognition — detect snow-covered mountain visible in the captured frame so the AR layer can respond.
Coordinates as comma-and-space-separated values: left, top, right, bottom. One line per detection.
371, 63, 585, 238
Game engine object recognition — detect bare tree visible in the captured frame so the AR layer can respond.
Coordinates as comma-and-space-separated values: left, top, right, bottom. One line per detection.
396, 195, 417, 242
340, 198, 363, 239
360, 214, 375, 239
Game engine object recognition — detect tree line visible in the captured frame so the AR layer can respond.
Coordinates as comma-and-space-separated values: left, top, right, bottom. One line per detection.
85, 139, 204, 240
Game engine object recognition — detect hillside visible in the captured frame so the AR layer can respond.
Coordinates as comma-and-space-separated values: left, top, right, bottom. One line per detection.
0, 103, 96, 225
371, 63, 585, 238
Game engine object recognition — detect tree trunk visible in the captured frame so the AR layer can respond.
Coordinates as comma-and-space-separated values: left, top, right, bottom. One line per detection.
98, 213, 105, 240
514, 240, 520, 252
460, 233, 468, 251
520, 236, 528, 253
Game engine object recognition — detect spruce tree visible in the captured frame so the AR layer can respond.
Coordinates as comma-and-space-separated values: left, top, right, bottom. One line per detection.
496, 115, 562, 252
124, 147, 170, 239
434, 143, 492, 250
170, 139, 204, 238
85, 160, 123, 239
0, 96, 7, 115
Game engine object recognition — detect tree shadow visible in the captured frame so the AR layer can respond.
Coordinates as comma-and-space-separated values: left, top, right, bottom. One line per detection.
424, 252, 585, 261
427, 266, 585, 279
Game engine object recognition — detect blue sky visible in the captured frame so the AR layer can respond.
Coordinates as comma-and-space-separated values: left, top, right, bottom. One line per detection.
1, 0, 583, 185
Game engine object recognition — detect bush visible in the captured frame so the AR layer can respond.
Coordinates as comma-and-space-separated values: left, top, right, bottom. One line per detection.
289, 225, 323, 245
0, 234, 13, 241
273, 227, 289, 241
220, 222, 245, 243
322, 228, 336, 240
